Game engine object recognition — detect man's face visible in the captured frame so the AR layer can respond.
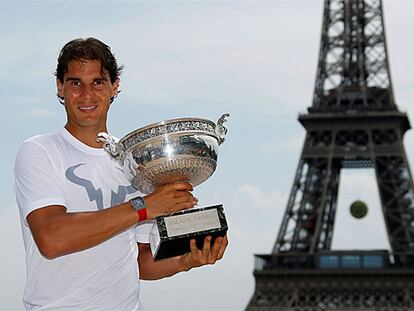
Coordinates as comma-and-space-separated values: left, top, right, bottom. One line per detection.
56, 59, 119, 133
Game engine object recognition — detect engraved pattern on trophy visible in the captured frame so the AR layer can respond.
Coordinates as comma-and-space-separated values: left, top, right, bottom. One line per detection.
247, 0, 414, 309
121, 120, 217, 151
129, 134, 218, 194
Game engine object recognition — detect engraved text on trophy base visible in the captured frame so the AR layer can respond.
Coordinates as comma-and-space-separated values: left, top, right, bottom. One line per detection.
164, 209, 221, 237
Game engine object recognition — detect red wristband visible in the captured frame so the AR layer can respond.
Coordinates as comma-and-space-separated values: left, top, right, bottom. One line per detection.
137, 208, 147, 222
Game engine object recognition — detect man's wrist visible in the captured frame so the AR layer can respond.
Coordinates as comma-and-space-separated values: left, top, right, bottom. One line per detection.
177, 253, 192, 272
137, 208, 148, 221
130, 196, 148, 222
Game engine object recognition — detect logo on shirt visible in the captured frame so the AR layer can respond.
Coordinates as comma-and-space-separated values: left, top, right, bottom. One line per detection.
65, 164, 136, 210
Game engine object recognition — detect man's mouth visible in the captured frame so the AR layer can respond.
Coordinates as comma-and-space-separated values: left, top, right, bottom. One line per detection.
79, 105, 97, 112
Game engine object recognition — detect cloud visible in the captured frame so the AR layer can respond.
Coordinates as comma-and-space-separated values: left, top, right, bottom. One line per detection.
232, 183, 286, 210
29, 108, 58, 118
259, 134, 304, 155
104, 2, 321, 117
226, 183, 286, 253
0, 203, 25, 310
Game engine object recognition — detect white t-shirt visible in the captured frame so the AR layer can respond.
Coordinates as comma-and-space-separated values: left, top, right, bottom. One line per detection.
14, 128, 153, 311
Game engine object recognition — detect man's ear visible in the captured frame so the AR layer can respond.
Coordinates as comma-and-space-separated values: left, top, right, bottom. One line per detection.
111, 78, 120, 98
56, 78, 64, 98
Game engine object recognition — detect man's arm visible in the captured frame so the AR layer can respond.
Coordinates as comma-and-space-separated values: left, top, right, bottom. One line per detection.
137, 235, 228, 280
27, 182, 196, 259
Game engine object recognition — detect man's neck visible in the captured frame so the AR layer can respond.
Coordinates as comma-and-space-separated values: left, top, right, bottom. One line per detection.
64, 124, 107, 148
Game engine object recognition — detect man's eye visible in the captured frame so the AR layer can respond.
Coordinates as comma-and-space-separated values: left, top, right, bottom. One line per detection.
71, 81, 80, 86
94, 80, 105, 86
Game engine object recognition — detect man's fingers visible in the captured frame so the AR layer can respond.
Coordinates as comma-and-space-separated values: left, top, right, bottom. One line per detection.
189, 238, 198, 253
174, 197, 198, 208
216, 236, 228, 260
170, 182, 193, 191
185, 236, 228, 269
144, 182, 197, 218
209, 237, 225, 262
202, 236, 212, 259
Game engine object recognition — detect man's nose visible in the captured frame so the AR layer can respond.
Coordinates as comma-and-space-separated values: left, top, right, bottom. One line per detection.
80, 84, 93, 98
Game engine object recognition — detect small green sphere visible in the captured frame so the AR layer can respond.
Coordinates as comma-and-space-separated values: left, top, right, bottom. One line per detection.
350, 200, 368, 219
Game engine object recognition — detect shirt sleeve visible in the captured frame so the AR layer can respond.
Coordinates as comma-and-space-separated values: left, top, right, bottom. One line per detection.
134, 220, 155, 243
14, 140, 66, 225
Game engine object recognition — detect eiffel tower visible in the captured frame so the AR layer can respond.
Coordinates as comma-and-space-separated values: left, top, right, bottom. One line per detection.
247, 0, 414, 310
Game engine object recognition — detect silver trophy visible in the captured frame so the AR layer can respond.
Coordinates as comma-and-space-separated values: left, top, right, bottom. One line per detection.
97, 113, 229, 259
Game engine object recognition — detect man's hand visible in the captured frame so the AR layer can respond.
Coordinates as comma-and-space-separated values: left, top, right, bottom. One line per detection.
144, 182, 197, 220
138, 235, 228, 280
181, 235, 228, 270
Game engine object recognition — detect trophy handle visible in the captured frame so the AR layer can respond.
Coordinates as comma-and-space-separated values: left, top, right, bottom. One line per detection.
215, 113, 230, 145
97, 132, 125, 163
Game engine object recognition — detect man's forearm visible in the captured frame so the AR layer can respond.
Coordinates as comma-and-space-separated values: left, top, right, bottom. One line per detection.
138, 243, 190, 280
27, 202, 139, 259
137, 236, 227, 280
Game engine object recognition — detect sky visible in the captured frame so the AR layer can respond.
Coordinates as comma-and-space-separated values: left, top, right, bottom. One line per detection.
0, 1, 413, 310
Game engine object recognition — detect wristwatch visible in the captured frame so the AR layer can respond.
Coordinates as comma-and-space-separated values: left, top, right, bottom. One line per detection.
130, 196, 148, 222
130, 196, 147, 211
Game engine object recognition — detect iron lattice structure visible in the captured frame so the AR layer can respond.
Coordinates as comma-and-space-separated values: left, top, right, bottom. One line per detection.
247, 0, 414, 310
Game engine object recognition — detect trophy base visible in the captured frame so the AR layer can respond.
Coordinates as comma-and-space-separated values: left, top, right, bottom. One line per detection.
149, 204, 228, 260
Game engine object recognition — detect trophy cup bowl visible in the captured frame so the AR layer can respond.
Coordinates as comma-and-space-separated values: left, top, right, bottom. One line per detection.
97, 113, 229, 259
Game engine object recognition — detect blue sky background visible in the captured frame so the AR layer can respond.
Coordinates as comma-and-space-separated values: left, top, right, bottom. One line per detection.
0, 1, 413, 310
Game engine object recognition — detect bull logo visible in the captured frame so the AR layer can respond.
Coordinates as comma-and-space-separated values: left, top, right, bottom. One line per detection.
65, 164, 136, 210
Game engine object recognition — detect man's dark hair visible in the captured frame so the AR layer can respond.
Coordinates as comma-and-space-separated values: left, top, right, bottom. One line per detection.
55, 37, 123, 84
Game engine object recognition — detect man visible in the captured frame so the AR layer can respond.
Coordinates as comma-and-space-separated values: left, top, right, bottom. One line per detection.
14, 37, 228, 310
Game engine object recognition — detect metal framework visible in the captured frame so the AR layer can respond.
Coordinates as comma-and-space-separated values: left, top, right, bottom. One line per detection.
249, 252, 414, 310
247, 0, 414, 309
